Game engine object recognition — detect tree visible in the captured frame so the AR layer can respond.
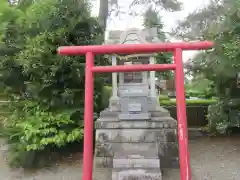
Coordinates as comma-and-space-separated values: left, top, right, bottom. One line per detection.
174, 0, 240, 133
173, 0, 226, 40
1, 0, 106, 168
176, 0, 240, 95
98, 0, 182, 32
143, 6, 172, 79
0, 0, 23, 40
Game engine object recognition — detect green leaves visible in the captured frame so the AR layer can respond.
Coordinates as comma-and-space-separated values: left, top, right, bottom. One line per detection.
5, 103, 84, 165
142, 6, 173, 79
0, 0, 105, 168
0, 0, 23, 40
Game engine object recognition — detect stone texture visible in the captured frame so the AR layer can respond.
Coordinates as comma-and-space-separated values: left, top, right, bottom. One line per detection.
100, 109, 120, 119
95, 142, 158, 158
95, 118, 177, 129
109, 97, 121, 111
158, 142, 179, 168
96, 129, 177, 143
95, 157, 113, 168
118, 113, 151, 120
112, 169, 162, 180
113, 158, 160, 168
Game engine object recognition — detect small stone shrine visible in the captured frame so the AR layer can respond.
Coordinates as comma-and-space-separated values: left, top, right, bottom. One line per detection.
94, 28, 179, 180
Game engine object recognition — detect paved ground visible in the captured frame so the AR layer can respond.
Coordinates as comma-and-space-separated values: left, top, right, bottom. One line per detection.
1, 136, 240, 180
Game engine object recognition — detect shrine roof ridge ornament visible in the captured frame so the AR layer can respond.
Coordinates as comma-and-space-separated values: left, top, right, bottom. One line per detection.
106, 28, 161, 45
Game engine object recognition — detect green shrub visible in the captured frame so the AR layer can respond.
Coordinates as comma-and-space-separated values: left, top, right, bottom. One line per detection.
207, 100, 229, 134
160, 99, 217, 106
159, 95, 170, 101
101, 86, 112, 108
2, 101, 84, 168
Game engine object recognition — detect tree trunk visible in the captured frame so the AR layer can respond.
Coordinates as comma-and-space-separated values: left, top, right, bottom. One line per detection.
98, 0, 109, 32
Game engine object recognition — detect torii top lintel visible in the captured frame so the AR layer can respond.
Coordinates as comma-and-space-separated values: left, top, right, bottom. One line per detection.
58, 41, 214, 55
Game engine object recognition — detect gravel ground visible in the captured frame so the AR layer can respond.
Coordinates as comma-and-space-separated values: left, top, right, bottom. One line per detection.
1, 137, 240, 180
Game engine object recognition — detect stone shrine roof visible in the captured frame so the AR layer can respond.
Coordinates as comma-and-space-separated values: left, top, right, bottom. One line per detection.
106, 28, 161, 45
106, 28, 162, 60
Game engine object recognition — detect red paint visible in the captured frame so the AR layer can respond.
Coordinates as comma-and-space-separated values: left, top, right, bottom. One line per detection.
58, 41, 213, 55
174, 48, 191, 180
57, 42, 214, 180
91, 64, 176, 73
82, 52, 94, 180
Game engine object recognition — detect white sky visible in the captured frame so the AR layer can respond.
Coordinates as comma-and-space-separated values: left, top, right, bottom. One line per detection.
92, 0, 210, 61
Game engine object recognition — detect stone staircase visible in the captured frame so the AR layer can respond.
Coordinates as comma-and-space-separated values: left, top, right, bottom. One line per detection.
95, 107, 179, 180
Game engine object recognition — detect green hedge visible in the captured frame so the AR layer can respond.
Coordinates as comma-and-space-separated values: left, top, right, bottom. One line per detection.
160, 99, 217, 106
162, 98, 217, 127
159, 95, 170, 101
164, 106, 209, 127
101, 86, 217, 107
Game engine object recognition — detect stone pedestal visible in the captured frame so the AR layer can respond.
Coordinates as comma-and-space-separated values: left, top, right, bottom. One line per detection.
95, 107, 179, 180
96, 28, 179, 180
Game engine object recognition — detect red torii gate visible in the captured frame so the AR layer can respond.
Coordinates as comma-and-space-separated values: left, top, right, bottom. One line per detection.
58, 41, 214, 180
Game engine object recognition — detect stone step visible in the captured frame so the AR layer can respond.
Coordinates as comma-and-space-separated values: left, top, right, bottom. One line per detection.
95, 142, 178, 157
113, 158, 160, 169
100, 109, 120, 118
95, 142, 158, 158
96, 129, 177, 143
95, 142, 179, 169
112, 168, 162, 180
95, 117, 177, 129
95, 157, 160, 169
99, 108, 173, 120
151, 110, 170, 118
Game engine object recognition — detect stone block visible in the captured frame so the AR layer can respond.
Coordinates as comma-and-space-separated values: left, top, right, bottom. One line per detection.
100, 109, 120, 118
113, 158, 160, 168
96, 129, 178, 143
95, 142, 177, 157
94, 157, 178, 170
95, 142, 158, 158
95, 157, 113, 168
109, 97, 121, 111
151, 110, 170, 118
112, 168, 162, 180
158, 142, 179, 157
147, 97, 159, 111
160, 156, 179, 169
120, 97, 148, 112
118, 84, 149, 97
95, 142, 114, 157
95, 157, 162, 169
158, 142, 179, 168
95, 118, 177, 129
118, 113, 151, 120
